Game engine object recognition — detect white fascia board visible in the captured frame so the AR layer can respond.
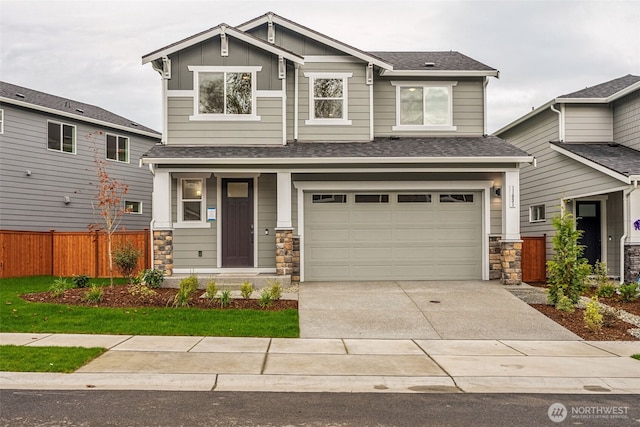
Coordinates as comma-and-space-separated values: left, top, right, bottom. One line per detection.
493, 100, 555, 136
380, 70, 499, 78
1, 97, 161, 139
148, 166, 518, 174
141, 155, 534, 166
294, 180, 493, 191
550, 143, 630, 184
142, 26, 304, 65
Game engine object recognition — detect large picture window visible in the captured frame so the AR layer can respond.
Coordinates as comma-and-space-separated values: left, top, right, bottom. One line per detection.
304, 72, 352, 125
189, 66, 260, 121
47, 121, 76, 153
392, 81, 457, 131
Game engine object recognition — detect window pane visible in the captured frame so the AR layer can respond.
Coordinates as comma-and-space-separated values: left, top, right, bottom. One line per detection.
125, 201, 141, 214
400, 87, 423, 125
440, 194, 474, 203
424, 87, 449, 125
118, 136, 128, 162
398, 194, 431, 203
578, 204, 597, 217
227, 182, 249, 198
183, 201, 201, 221
199, 72, 224, 114
314, 100, 343, 119
314, 79, 342, 98
182, 179, 202, 199
226, 72, 252, 115
106, 134, 116, 160
312, 194, 347, 203
62, 124, 74, 153
48, 122, 61, 150
355, 194, 389, 203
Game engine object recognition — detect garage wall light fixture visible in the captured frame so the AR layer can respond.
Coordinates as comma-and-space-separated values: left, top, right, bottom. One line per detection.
491, 186, 501, 198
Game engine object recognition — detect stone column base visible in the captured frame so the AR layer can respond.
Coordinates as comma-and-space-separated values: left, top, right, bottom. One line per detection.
624, 244, 640, 283
500, 240, 522, 285
153, 229, 174, 276
292, 236, 300, 283
489, 236, 501, 280
275, 229, 293, 276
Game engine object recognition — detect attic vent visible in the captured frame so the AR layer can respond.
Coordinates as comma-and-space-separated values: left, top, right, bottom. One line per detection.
424, 62, 435, 67
131, 122, 139, 127
15, 93, 25, 98
75, 108, 84, 113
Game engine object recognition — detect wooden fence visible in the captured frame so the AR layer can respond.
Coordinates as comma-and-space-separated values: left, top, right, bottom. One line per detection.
522, 235, 547, 284
0, 230, 150, 278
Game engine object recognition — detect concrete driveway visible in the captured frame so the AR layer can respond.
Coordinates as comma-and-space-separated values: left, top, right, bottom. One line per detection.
299, 281, 581, 340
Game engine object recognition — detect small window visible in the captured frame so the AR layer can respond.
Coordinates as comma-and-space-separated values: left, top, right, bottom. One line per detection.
355, 194, 389, 203
180, 179, 204, 222
530, 204, 546, 222
0, 109, 4, 134
398, 194, 432, 203
227, 182, 249, 198
440, 194, 474, 203
106, 134, 129, 163
47, 121, 76, 153
304, 72, 352, 125
312, 194, 347, 203
125, 200, 142, 214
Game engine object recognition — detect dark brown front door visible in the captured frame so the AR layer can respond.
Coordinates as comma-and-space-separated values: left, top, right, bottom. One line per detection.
222, 178, 254, 267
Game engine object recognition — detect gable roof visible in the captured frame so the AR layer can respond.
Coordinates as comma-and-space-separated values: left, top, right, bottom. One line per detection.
0, 81, 161, 139
494, 74, 640, 136
550, 142, 640, 183
372, 51, 498, 77
142, 23, 304, 65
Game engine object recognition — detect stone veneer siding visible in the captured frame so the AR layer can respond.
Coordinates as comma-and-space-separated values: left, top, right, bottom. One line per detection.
292, 236, 301, 283
275, 229, 293, 276
624, 244, 640, 283
500, 240, 522, 285
153, 230, 174, 276
489, 236, 501, 280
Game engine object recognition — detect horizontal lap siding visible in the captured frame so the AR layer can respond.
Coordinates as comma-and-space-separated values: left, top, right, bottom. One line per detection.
613, 91, 640, 150
258, 174, 276, 268
564, 105, 613, 142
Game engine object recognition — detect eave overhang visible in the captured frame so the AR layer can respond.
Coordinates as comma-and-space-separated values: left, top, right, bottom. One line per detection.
550, 143, 636, 184
379, 69, 499, 78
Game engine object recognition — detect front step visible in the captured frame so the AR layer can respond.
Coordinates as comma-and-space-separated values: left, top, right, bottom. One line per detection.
163, 273, 291, 290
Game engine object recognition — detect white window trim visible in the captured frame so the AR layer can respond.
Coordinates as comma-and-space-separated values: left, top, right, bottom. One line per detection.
175, 177, 210, 228
529, 204, 546, 223
124, 200, 143, 215
105, 133, 130, 163
390, 81, 457, 131
188, 65, 262, 121
46, 120, 76, 154
304, 72, 353, 125
0, 109, 4, 134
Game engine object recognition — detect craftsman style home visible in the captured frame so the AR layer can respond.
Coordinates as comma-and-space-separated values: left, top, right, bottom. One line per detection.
0, 82, 161, 232
141, 12, 532, 285
495, 75, 640, 283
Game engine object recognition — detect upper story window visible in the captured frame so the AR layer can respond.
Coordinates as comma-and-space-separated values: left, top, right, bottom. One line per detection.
106, 134, 129, 163
391, 81, 457, 131
304, 72, 352, 126
0, 109, 4, 134
188, 66, 261, 121
47, 120, 76, 154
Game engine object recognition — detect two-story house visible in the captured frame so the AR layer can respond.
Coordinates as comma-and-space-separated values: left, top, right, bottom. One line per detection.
0, 82, 161, 232
495, 75, 640, 283
141, 12, 532, 285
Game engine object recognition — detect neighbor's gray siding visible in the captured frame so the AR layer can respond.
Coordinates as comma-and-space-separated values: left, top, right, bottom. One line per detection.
0, 104, 155, 231
373, 77, 485, 137
613, 90, 640, 150
564, 104, 613, 142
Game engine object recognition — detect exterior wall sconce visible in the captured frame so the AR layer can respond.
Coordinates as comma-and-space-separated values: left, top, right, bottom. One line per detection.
64, 196, 71, 205
492, 187, 501, 198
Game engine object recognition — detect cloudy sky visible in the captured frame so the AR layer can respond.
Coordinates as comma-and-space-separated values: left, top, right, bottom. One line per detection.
1, 0, 638, 133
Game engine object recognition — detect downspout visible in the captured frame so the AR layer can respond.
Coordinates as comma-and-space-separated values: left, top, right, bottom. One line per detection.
483, 77, 489, 135
151, 57, 170, 144
621, 180, 638, 283
549, 103, 564, 142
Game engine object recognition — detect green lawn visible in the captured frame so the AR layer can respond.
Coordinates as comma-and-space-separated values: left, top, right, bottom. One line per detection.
0, 345, 106, 373
1, 276, 299, 338
632, 354, 640, 361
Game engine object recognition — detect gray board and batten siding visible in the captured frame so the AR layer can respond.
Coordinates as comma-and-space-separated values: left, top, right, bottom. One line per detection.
0, 104, 156, 231
613, 89, 640, 150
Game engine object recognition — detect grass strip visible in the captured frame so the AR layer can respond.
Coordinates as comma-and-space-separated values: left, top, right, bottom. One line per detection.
632, 354, 640, 361
1, 276, 299, 337
0, 345, 106, 373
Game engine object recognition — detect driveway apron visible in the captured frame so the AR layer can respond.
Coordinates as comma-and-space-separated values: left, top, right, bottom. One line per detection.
298, 281, 581, 340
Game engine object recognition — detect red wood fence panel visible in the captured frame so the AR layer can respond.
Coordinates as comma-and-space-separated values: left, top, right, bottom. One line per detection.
0, 230, 53, 278
522, 235, 546, 284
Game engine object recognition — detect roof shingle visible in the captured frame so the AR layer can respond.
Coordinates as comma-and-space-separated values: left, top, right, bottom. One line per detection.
551, 142, 640, 177
557, 74, 640, 99
370, 51, 497, 72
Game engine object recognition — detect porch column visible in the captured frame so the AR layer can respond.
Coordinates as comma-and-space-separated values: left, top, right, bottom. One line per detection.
500, 170, 522, 285
152, 169, 173, 275
275, 172, 293, 277
624, 187, 640, 282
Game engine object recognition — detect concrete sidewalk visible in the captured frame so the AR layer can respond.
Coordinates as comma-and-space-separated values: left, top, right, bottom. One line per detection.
1, 333, 638, 394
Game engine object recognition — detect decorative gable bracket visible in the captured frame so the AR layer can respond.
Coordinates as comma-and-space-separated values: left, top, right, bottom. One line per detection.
366, 63, 374, 85
220, 26, 229, 57
278, 56, 286, 79
267, 13, 275, 44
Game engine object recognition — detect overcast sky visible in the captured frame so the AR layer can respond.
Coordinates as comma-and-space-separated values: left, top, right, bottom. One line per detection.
1, 0, 639, 134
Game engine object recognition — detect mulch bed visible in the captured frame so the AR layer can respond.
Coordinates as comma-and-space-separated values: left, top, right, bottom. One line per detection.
21, 285, 297, 311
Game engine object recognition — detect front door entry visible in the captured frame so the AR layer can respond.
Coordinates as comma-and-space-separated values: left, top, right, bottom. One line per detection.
222, 178, 254, 267
576, 201, 601, 265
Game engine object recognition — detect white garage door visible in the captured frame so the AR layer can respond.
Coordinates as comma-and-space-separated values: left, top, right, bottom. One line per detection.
304, 191, 483, 281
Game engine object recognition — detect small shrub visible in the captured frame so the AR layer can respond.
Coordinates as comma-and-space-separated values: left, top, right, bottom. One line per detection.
72, 274, 91, 288
112, 241, 142, 283
205, 281, 219, 303
618, 283, 639, 303
583, 297, 603, 332
140, 269, 164, 288
240, 281, 253, 300
218, 289, 232, 308
601, 310, 617, 328
173, 275, 199, 307
268, 280, 282, 301
555, 290, 575, 313
83, 285, 103, 303
128, 283, 157, 302
259, 288, 273, 308
49, 278, 72, 297
596, 284, 616, 298
592, 260, 610, 288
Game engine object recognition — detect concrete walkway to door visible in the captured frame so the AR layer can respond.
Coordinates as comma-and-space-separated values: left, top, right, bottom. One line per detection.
299, 281, 581, 340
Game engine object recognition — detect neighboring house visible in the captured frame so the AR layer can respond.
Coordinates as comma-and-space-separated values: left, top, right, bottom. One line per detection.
494, 74, 640, 283
0, 82, 161, 232
141, 12, 533, 284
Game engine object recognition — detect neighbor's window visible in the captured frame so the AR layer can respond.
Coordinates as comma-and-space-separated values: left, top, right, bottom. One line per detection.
530, 204, 546, 222
125, 200, 142, 214
180, 179, 204, 222
391, 81, 457, 131
189, 66, 260, 120
47, 121, 76, 153
0, 109, 4, 134
304, 73, 352, 125
106, 134, 129, 163
312, 194, 347, 203
440, 194, 474, 203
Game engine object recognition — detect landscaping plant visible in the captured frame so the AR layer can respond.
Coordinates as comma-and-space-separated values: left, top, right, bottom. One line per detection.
555, 290, 575, 313
240, 281, 253, 299
140, 269, 164, 288
546, 212, 591, 305
618, 283, 639, 303
205, 280, 219, 303
268, 279, 282, 301
218, 289, 232, 308
72, 274, 91, 288
82, 285, 104, 303
583, 297, 603, 332
127, 283, 157, 303
49, 277, 73, 297
173, 275, 199, 307
259, 288, 273, 308
112, 240, 141, 283
596, 284, 616, 298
